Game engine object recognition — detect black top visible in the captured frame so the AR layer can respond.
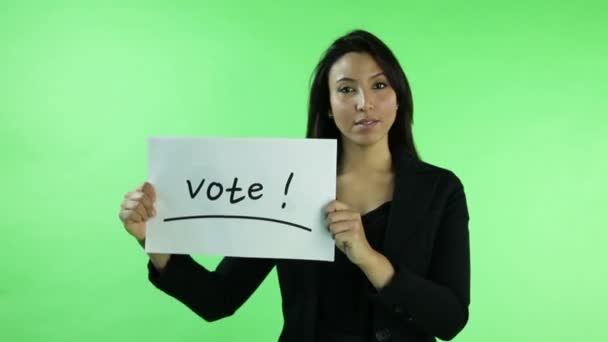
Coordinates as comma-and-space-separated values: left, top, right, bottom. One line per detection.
146, 155, 471, 342
316, 201, 392, 342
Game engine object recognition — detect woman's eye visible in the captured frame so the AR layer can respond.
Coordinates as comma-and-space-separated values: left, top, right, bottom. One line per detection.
338, 86, 354, 93
374, 82, 387, 89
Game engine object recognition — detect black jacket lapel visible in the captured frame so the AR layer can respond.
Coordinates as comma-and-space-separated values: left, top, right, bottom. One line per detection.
383, 153, 424, 263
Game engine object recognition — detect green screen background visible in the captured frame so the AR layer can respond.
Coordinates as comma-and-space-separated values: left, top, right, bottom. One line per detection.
1, 1, 606, 341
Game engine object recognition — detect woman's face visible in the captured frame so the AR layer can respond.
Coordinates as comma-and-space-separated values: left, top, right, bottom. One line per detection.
327, 52, 398, 148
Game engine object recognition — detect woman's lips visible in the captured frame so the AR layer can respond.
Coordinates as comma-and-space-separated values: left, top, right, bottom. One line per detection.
354, 119, 380, 129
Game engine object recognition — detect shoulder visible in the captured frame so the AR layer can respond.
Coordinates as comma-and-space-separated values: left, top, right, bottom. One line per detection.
393, 153, 467, 201
414, 160, 469, 221
412, 159, 465, 190
408, 160, 470, 222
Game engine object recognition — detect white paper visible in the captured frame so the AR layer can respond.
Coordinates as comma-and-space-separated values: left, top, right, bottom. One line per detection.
146, 136, 337, 261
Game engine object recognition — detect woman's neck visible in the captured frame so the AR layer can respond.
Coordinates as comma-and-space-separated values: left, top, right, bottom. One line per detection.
339, 139, 392, 176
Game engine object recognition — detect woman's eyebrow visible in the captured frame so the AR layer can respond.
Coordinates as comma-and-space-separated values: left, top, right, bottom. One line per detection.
335, 72, 385, 83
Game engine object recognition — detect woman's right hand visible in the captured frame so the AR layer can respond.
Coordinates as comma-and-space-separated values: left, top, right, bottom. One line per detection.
119, 182, 157, 242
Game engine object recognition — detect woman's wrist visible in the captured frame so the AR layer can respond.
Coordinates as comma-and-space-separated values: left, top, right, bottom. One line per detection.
358, 249, 395, 290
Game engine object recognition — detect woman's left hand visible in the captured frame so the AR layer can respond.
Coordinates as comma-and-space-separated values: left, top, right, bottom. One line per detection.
325, 200, 375, 265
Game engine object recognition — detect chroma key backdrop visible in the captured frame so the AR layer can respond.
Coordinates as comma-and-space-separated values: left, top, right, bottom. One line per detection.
1, 1, 606, 341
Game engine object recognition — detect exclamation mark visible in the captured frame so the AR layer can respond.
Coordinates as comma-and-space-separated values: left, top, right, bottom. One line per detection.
282, 172, 294, 209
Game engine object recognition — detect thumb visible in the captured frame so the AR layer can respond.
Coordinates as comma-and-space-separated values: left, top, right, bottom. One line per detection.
142, 181, 156, 201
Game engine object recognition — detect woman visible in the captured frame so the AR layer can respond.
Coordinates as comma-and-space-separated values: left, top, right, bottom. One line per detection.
119, 30, 470, 342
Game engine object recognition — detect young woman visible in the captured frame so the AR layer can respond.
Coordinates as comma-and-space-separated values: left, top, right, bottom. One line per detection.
119, 30, 470, 342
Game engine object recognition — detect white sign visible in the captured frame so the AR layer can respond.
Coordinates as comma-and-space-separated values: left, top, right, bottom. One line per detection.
145, 137, 337, 261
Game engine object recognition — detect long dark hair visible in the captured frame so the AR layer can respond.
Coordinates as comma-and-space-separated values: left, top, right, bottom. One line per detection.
306, 29, 420, 164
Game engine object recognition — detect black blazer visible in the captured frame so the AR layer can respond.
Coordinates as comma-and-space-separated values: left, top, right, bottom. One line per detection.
148, 153, 470, 342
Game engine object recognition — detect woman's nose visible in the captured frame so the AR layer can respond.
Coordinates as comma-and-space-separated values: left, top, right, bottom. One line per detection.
355, 91, 374, 112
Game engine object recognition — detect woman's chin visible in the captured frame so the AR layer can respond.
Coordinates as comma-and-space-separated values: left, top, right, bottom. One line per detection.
344, 133, 387, 148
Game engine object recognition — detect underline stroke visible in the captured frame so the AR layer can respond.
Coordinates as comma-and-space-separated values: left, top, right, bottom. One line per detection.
163, 215, 312, 232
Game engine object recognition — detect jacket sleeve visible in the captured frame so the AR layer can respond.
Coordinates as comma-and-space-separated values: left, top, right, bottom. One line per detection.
148, 254, 275, 322
370, 172, 470, 341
